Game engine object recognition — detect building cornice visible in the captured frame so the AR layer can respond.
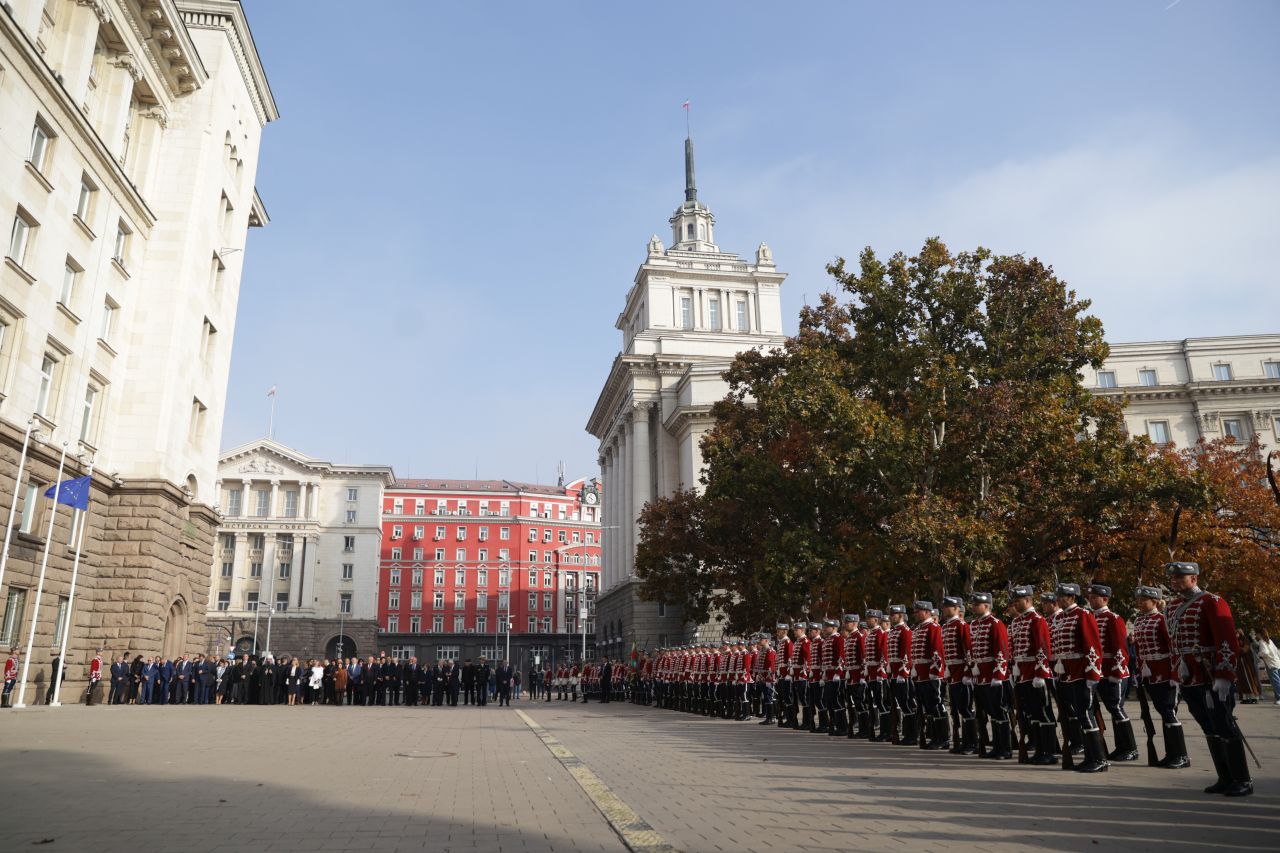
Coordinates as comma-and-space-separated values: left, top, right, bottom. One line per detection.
219, 438, 395, 484
117, 0, 209, 97
177, 0, 279, 125
1094, 378, 1280, 403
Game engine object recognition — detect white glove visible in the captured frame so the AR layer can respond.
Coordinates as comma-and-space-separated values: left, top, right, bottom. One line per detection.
832, 676, 841, 682
1140, 663, 1151, 679
1213, 678, 1232, 703
894, 676, 905, 684
1032, 677, 1045, 689
962, 677, 974, 687
1107, 676, 1123, 684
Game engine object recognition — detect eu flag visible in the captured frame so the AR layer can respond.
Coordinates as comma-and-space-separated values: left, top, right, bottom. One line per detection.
45, 475, 92, 510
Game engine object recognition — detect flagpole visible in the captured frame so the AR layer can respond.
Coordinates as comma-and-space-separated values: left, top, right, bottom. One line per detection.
0, 417, 37, 596
51, 458, 94, 707
268, 390, 275, 441
13, 441, 68, 709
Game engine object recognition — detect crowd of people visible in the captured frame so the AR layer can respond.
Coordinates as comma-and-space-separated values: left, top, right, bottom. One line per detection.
585, 562, 1269, 800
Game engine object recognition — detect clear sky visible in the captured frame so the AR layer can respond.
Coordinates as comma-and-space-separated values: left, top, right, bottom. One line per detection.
224, 0, 1280, 481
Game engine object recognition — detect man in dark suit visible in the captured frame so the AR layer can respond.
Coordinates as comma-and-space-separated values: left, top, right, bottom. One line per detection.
346, 658, 362, 706
228, 657, 245, 704
363, 657, 379, 706
461, 659, 477, 705
386, 658, 402, 706
156, 658, 173, 705
109, 655, 129, 705
496, 660, 513, 707
601, 659, 613, 703
140, 657, 157, 704
475, 658, 492, 707
403, 657, 419, 707
444, 661, 460, 706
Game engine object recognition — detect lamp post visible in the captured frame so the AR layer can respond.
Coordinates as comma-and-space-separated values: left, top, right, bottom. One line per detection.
264, 603, 276, 658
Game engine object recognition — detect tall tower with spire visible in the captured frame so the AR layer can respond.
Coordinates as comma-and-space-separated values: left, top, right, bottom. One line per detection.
586, 134, 787, 650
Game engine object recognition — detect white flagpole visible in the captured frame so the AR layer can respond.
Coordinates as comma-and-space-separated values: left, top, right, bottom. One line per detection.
0, 417, 37, 595
268, 386, 276, 440
14, 441, 68, 709
51, 458, 94, 707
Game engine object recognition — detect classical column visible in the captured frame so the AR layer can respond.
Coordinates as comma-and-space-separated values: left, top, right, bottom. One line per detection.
631, 405, 652, 558
103, 51, 139, 161
298, 533, 316, 613
64, 2, 107, 107
213, 479, 223, 513
129, 105, 167, 195
619, 420, 633, 582
262, 531, 277, 629
599, 451, 611, 591
269, 480, 279, 520
231, 531, 249, 613
241, 479, 253, 516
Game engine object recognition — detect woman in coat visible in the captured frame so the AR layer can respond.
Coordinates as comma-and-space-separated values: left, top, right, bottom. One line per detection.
333, 660, 347, 705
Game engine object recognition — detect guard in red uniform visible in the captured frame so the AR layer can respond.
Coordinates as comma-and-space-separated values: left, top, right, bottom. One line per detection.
1131, 585, 1189, 768
802, 622, 823, 732
970, 592, 1012, 760
864, 610, 890, 741
2, 648, 19, 709
910, 601, 947, 749
785, 623, 805, 729
1165, 561, 1252, 797
1050, 582, 1107, 773
758, 634, 780, 725
1009, 586, 1057, 765
795, 623, 816, 731
840, 614, 865, 739
716, 639, 732, 719
1086, 583, 1136, 762
86, 649, 103, 706
817, 619, 844, 736
773, 623, 792, 728
885, 605, 914, 744
940, 597, 976, 754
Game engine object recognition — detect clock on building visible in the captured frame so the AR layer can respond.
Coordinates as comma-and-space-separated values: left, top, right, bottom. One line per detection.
582, 483, 600, 505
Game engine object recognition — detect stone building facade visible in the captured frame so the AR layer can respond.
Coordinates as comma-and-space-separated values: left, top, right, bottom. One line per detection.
204, 440, 393, 662
586, 136, 786, 655
0, 1, 275, 701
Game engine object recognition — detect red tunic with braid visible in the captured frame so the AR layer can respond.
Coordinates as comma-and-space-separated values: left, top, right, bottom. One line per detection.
969, 613, 1010, 684
1049, 604, 1103, 683
775, 638, 792, 681
796, 637, 813, 680
787, 637, 805, 679
1131, 610, 1177, 684
821, 634, 844, 681
864, 626, 888, 682
909, 618, 944, 681
842, 630, 866, 684
887, 623, 912, 680
1165, 590, 1239, 686
1009, 609, 1053, 683
940, 616, 971, 684
1092, 606, 1131, 680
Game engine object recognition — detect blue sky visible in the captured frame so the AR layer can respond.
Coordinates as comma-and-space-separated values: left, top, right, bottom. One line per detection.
224, 0, 1280, 481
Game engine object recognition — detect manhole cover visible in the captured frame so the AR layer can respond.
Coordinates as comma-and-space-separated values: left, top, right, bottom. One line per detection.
393, 751, 457, 759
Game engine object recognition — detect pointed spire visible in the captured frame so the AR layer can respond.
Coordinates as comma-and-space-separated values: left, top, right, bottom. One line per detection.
684, 136, 697, 202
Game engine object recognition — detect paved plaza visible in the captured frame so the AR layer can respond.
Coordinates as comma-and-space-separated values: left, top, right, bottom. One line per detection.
0, 700, 1276, 852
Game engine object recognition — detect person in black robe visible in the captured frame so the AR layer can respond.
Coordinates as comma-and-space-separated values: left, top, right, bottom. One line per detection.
323, 660, 336, 705
431, 662, 446, 706
258, 658, 277, 705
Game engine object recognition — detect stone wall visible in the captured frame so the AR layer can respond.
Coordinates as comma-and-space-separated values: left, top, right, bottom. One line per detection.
594, 579, 694, 658
0, 422, 216, 703
204, 615, 377, 662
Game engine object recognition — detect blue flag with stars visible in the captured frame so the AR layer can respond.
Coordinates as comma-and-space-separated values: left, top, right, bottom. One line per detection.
45, 475, 92, 511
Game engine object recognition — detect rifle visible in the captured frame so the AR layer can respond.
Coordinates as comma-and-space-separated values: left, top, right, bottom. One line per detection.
1058, 683, 1075, 770
1010, 682, 1028, 763
1135, 680, 1159, 766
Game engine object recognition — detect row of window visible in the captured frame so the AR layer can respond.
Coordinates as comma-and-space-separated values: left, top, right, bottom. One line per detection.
385, 615, 572, 635
385, 545, 599, 567
0, 587, 73, 647
677, 291, 750, 333
385, 567, 598, 591
1145, 414, 1278, 445
386, 643, 593, 663
387, 524, 596, 545
1097, 361, 1280, 389
386, 590, 584, 614
215, 591, 354, 615
385, 498, 587, 520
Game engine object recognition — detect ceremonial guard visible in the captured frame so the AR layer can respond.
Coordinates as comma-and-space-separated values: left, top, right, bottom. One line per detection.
841, 615, 865, 739
3, 648, 19, 708
773, 624, 792, 728
940, 597, 976, 754
86, 649, 103, 705
1131, 585, 1190, 768
714, 639, 731, 718
1009, 586, 1057, 765
788, 623, 809, 730
1165, 561, 1252, 796
910, 602, 947, 749
758, 634, 779, 725
819, 619, 844, 735
738, 638, 756, 720
969, 592, 1012, 760
886, 605, 915, 744
864, 610, 890, 741
1049, 583, 1107, 772
1086, 583, 1137, 762
804, 622, 824, 731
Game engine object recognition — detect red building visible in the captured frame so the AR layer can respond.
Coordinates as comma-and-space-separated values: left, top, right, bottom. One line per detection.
376, 477, 601, 670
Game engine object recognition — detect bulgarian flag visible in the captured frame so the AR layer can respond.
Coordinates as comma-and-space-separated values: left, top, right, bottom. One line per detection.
630, 642, 639, 668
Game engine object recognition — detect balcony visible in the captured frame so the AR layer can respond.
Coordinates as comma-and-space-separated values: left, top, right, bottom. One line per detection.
220, 549, 235, 560
248, 548, 264, 561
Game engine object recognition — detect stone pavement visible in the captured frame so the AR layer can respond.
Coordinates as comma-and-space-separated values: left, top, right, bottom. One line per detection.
1, 699, 1276, 853
0, 702, 627, 853
527, 699, 1280, 853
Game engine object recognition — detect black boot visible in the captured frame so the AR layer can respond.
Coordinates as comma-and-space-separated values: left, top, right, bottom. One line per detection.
862, 712, 876, 741
1030, 723, 1059, 765
899, 711, 918, 746
813, 709, 829, 734
1063, 720, 1083, 761
1075, 728, 1109, 773
760, 703, 775, 725
987, 721, 1013, 760
1159, 723, 1191, 769
959, 718, 978, 755
847, 709, 859, 738
873, 711, 892, 742
1204, 737, 1231, 793
1221, 737, 1254, 797
924, 716, 950, 750
1107, 719, 1139, 762
802, 706, 815, 732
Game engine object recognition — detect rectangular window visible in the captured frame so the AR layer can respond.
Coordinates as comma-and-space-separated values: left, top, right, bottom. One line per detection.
433, 591, 444, 609
500, 527, 510, 540
390, 547, 402, 560
188, 398, 208, 443
415, 499, 425, 515
498, 549, 509, 561
411, 591, 422, 610
498, 591, 509, 610
736, 300, 747, 331
5, 587, 30, 642
529, 570, 538, 588
410, 616, 421, 633
345, 509, 357, 523
216, 592, 230, 612
543, 593, 552, 610
283, 490, 298, 518
456, 527, 467, 540
455, 548, 466, 561
455, 569, 466, 586
528, 617, 537, 633
434, 525, 446, 539
201, 318, 217, 362
60, 260, 80, 307
542, 617, 551, 634
432, 615, 443, 632
453, 591, 465, 609
1264, 361, 1280, 380
392, 525, 403, 539
275, 592, 288, 612
113, 221, 130, 266
499, 570, 509, 587
36, 354, 57, 417
477, 548, 488, 562
347, 487, 359, 501
343, 536, 355, 551
76, 176, 96, 222
246, 591, 259, 611
544, 571, 553, 587
477, 591, 488, 609
1213, 363, 1233, 381
1147, 420, 1171, 445
1222, 418, 1246, 442
477, 615, 487, 633
253, 490, 268, 517
413, 525, 424, 539
657, 602, 667, 617
387, 615, 399, 632
680, 296, 693, 329
249, 562, 262, 578
453, 615, 465, 632
52, 596, 70, 646
226, 489, 242, 517
528, 592, 537, 610
28, 120, 52, 171
392, 499, 403, 514
478, 526, 489, 541
1137, 369, 1157, 387
708, 297, 720, 330
411, 567, 423, 585
389, 568, 401, 586
434, 548, 445, 561
389, 591, 400, 609
1096, 370, 1117, 389
437, 645, 461, 662
99, 299, 117, 344
220, 561, 233, 578
434, 568, 445, 585
477, 569, 488, 587
278, 562, 290, 580
10, 208, 42, 274
342, 563, 354, 581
